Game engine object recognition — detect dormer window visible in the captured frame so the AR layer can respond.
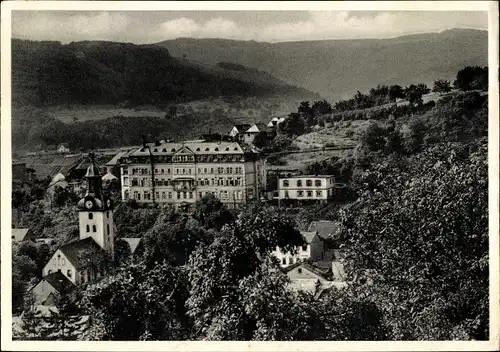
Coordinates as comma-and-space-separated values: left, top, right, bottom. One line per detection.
225, 147, 229, 151
153, 148, 158, 152
196, 148, 200, 151
171, 148, 176, 152
234, 147, 238, 151
162, 148, 167, 152
205, 148, 210, 151
214, 148, 219, 151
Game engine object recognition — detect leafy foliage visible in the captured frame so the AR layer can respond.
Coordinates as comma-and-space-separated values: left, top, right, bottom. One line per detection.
339, 140, 488, 339
453, 66, 488, 91
82, 261, 191, 340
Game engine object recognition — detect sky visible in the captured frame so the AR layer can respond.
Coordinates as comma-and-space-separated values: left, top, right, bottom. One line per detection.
11, 10, 488, 44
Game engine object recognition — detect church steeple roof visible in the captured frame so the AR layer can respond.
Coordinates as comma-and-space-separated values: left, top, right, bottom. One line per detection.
85, 152, 101, 178
77, 151, 113, 211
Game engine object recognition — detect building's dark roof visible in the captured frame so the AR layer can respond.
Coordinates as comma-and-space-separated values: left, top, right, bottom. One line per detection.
281, 261, 330, 280
16, 154, 82, 180
42, 271, 75, 293
233, 124, 252, 132
308, 220, 341, 240
254, 122, 272, 133
59, 237, 106, 269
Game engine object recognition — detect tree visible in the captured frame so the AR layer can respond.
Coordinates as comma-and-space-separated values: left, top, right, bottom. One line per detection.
312, 100, 332, 117
40, 288, 86, 340
433, 79, 452, 93
360, 122, 387, 152
339, 140, 488, 339
82, 260, 191, 340
279, 113, 305, 137
13, 283, 48, 340
185, 203, 307, 340
404, 84, 424, 107
114, 239, 132, 266
194, 193, 235, 231
454, 66, 488, 91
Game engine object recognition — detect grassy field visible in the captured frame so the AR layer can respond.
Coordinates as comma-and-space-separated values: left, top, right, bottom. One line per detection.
47, 96, 304, 125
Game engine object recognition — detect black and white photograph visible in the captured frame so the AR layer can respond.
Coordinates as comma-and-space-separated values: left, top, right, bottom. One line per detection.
1, 1, 499, 350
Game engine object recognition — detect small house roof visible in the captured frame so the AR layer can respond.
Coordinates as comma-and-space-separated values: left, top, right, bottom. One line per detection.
59, 237, 106, 269
12, 228, 31, 242
308, 220, 341, 240
121, 237, 141, 254
233, 124, 252, 132
42, 271, 75, 293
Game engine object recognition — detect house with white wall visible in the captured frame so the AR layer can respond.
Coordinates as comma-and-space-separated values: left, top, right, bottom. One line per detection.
272, 231, 324, 267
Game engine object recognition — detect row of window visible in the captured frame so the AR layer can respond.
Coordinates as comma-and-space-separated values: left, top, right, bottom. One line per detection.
282, 179, 329, 187
129, 190, 245, 201
129, 177, 244, 188
149, 147, 241, 153
46, 268, 97, 283
131, 166, 245, 176
283, 190, 324, 198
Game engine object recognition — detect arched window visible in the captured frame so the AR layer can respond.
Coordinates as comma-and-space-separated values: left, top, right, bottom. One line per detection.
67, 269, 72, 278
86, 225, 90, 232
88, 213, 93, 219
107, 224, 110, 235
92, 225, 97, 232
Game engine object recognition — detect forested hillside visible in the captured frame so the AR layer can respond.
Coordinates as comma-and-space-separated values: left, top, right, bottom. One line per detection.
12, 39, 313, 108
157, 29, 488, 101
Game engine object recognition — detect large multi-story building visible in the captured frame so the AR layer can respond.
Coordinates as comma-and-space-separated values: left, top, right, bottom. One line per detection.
117, 140, 266, 210
277, 175, 335, 203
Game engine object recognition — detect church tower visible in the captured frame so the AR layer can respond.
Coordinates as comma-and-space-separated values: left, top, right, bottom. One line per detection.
77, 152, 115, 260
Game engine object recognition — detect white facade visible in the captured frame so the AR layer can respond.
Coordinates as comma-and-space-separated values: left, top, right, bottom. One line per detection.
278, 175, 335, 201
78, 210, 114, 259
42, 249, 77, 284
272, 231, 324, 267
119, 141, 266, 209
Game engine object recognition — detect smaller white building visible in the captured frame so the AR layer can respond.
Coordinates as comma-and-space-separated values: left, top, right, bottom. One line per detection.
278, 175, 335, 202
272, 231, 324, 267
57, 143, 70, 153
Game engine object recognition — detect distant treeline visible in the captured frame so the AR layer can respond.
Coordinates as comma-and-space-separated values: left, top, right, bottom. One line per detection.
331, 66, 488, 112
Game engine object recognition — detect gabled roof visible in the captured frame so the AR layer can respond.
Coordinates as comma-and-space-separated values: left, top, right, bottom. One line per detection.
16, 154, 82, 180
105, 151, 128, 166
42, 271, 75, 293
301, 231, 317, 244
102, 172, 118, 181
12, 228, 31, 242
233, 124, 252, 132
308, 220, 341, 240
121, 237, 141, 254
283, 262, 330, 281
58, 237, 106, 269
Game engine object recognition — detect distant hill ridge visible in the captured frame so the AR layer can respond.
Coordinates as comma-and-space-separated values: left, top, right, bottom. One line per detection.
156, 28, 488, 101
11, 39, 317, 108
